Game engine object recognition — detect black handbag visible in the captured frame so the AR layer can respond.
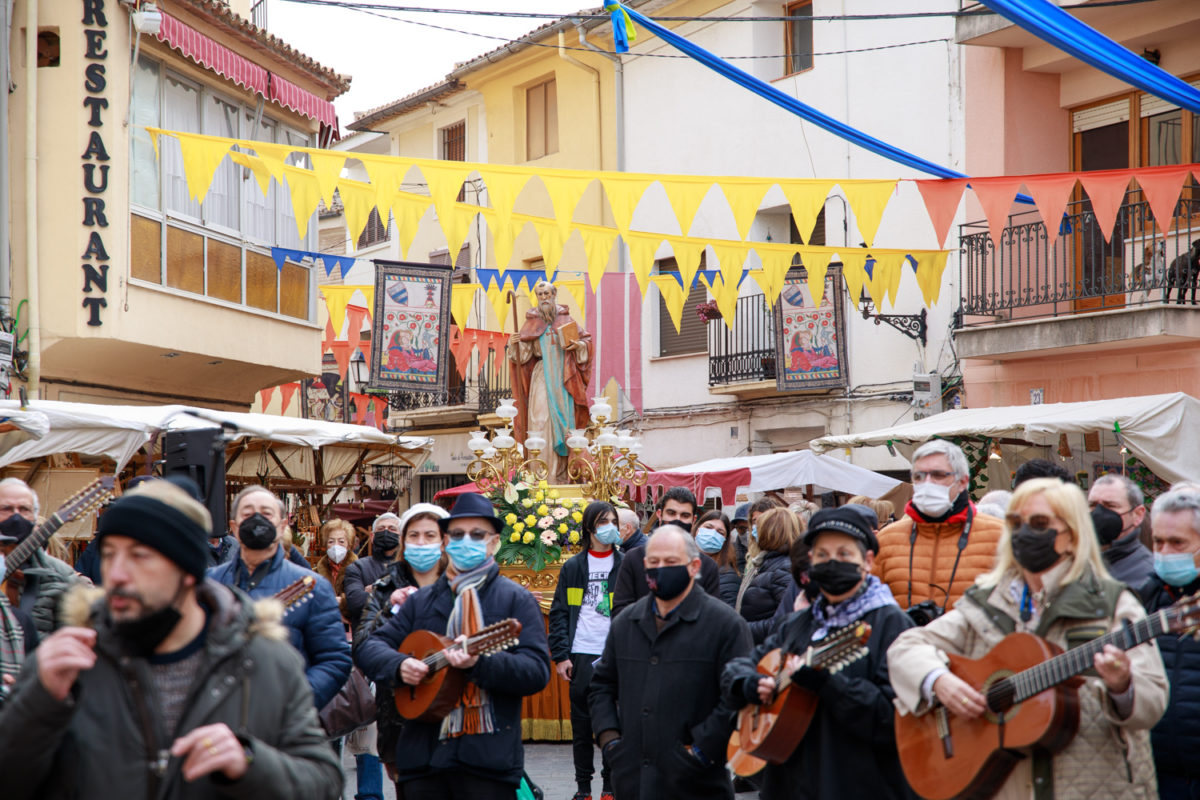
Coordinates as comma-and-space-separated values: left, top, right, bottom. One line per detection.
318, 667, 377, 739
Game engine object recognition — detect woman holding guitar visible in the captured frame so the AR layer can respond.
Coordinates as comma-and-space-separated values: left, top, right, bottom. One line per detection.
721, 505, 916, 799
888, 478, 1168, 800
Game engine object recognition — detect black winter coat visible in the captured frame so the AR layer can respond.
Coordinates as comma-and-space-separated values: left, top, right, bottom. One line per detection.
588, 585, 751, 800
548, 548, 623, 662
1140, 573, 1200, 780
717, 564, 741, 607
739, 550, 793, 643
0, 580, 342, 800
611, 545, 721, 617
722, 601, 916, 800
354, 566, 550, 786
1105, 531, 1155, 590
343, 554, 392, 629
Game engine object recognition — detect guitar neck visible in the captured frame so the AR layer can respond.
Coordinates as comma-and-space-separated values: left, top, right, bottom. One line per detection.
1010, 611, 1171, 703
3, 514, 64, 581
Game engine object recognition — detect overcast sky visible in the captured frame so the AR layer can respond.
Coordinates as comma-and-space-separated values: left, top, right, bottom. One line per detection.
268, 1, 599, 126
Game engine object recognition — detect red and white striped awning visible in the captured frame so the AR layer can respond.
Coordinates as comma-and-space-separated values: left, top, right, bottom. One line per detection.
156, 13, 337, 129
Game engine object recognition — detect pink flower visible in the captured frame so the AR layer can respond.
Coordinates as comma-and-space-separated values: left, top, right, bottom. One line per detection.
537, 517, 554, 529
551, 507, 570, 520
540, 530, 557, 546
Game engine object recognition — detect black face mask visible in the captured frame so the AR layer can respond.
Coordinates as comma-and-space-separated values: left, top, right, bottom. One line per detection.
645, 565, 692, 601
373, 531, 400, 555
1012, 525, 1063, 574
238, 513, 277, 551
809, 560, 864, 597
112, 581, 185, 657
1090, 505, 1125, 546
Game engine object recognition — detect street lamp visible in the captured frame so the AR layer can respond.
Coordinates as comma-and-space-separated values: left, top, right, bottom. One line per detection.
464, 401, 550, 492
565, 395, 649, 501
350, 351, 370, 388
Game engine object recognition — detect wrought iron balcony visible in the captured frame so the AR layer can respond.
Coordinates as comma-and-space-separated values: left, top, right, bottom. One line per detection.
376, 357, 511, 417
708, 294, 777, 386
957, 182, 1200, 328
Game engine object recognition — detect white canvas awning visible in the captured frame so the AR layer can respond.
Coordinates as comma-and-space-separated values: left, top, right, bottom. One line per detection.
0, 400, 433, 482
0, 408, 50, 456
637, 449, 902, 505
809, 392, 1200, 485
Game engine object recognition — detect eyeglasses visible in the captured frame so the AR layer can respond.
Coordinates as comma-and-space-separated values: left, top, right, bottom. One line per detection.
912, 470, 955, 482
446, 528, 491, 542
1005, 513, 1063, 534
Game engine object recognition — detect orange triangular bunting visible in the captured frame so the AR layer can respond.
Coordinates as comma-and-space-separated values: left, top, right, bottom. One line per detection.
1021, 174, 1078, 239
1078, 171, 1133, 244
259, 386, 276, 410
970, 177, 1027, 251
1134, 167, 1192, 235
279, 383, 299, 416
915, 179, 968, 249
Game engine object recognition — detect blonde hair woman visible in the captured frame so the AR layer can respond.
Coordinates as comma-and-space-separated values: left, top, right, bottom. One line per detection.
887, 478, 1168, 799
736, 507, 804, 643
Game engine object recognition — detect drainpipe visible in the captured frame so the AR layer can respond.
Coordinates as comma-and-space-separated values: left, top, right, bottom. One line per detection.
557, 31, 603, 173
0, 0, 12, 321
23, 0, 38, 398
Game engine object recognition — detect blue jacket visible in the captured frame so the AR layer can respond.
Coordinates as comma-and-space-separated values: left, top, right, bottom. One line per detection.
207, 546, 351, 708
354, 565, 551, 786
1140, 573, 1200, 779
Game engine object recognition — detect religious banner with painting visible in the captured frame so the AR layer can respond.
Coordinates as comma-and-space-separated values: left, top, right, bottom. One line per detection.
774, 270, 847, 391
302, 358, 349, 422
370, 261, 453, 392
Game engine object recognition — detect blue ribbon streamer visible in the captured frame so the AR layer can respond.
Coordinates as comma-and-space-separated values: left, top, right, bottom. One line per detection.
980, 0, 1200, 115
603, 0, 636, 53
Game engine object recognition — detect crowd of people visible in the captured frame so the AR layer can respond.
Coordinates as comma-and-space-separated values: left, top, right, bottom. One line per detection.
0, 435, 1199, 800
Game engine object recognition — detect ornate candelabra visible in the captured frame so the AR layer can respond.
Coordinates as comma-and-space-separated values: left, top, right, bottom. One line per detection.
565, 395, 649, 501
465, 398, 549, 492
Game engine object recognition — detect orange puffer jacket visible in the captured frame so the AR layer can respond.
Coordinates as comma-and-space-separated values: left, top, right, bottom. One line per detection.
872, 503, 1004, 611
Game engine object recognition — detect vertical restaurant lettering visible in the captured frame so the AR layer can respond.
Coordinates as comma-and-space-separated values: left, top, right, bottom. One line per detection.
81, 0, 109, 326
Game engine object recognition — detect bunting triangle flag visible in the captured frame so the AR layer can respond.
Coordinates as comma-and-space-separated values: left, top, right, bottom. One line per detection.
391, 191, 434, 259
555, 279, 587, 322
914, 178, 969, 249
479, 169, 531, 233
329, 340, 353, 379
580, 227, 618, 290
912, 250, 950, 306
668, 237, 706, 292
838, 250, 869, 307
713, 275, 740, 329
658, 178, 713, 236
283, 165, 322, 239
624, 232, 665, 297
345, 305, 369, 343
419, 162, 474, 235
798, 246, 830, 305
174, 131, 233, 205
309, 151, 347, 208
358, 339, 373, 373
321, 286, 358, 338
537, 174, 594, 238
840, 180, 897, 247
491, 219, 521, 274
259, 386, 277, 411
1021, 174, 1077, 240
484, 285, 513, 331
532, 220, 566, 275
649, 273, 688, 334
361, 158, 406, 220
338, 179, 377, 248
1078, 172, 1132, 244
872, 251, 908, 308
439, 205, 479, 265
250, 141, 293, 186
720, 182, 771, 240
228, 151, 273, 198
450, 283, 478, 330
970, 176, 1028, 251
279, 382, 299, 416
754, 245, 796, 308
1135, 167, 1192, 234
323, 318, 336, 350
711, 242, 749, 295
780, 180, 835, 244
599, 175, 649, 233
863, 258, 887, 310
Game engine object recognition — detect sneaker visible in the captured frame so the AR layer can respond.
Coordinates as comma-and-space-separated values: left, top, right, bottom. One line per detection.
600, 793, 614, 800
570, 793, 592, 800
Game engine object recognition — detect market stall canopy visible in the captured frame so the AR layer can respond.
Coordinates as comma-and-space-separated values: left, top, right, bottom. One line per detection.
636, 450, 901, 505
0, 408, 50, 457
0, 400, 433, 482
809, 392, 1200, 485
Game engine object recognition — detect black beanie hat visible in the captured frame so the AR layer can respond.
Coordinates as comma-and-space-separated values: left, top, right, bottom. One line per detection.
96, 494, 210, 580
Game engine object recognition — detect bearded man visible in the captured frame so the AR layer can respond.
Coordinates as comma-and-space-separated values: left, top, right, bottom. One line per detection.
508, 281, 593, 481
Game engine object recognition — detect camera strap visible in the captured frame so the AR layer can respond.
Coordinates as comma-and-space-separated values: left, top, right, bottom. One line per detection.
907, 505, 974, 611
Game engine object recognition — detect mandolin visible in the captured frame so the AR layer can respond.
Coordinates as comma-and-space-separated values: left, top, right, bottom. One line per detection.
895, 592, 1200, 800
273, 575, 317, 618
393, 618, 523, 722
735, 621, 873, 765
2, 476, 115, 604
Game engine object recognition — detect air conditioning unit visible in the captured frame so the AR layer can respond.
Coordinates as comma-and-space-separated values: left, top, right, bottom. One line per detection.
913, 372, 942, 420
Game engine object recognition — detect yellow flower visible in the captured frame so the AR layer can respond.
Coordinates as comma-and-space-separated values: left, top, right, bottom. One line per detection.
521, 498, 534, 508
568, 531, 580, 544
560, 497, 574, 508
534, 490, 546, 502
509, 532, 520, 543
513, 521, 526, 533
537, 504, 550, 516
548, 489, 560, 499
558, 523, 569, 534
525, 514, 538, 526
571, 511, 583, 523
522, 531, 536, 544
538, 479, 549, 489
505, 512, 518, 525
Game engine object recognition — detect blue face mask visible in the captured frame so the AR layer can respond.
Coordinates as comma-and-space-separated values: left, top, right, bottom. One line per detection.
593, 523, 622, 546
695, 527, 726, 554
1154, 551, 1199, 587
403, 542, 442, 574
750, 525, 758, 541
445, 536, 490, 571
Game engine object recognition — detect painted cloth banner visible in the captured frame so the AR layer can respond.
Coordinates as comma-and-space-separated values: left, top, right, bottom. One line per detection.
774, 271, 847, 392
370, 261, 453, 393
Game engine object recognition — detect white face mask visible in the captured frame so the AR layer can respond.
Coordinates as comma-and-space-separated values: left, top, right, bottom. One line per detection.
912, 481, 954, 517
327, 544, 348, 564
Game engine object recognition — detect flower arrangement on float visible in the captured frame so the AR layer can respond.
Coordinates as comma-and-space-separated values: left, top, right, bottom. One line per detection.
490, 479, 585, 571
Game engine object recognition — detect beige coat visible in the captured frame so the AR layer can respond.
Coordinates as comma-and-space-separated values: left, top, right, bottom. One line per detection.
888, 561, 1168, 800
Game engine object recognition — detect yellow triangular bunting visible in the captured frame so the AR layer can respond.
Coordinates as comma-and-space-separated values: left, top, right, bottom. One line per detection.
283, 165, 322, 239
840, 180, 897, 248
779, 180, 834, 243
838, 250, 869, 308
450, 283, 478, 330
174, 131, 232, 205
912, 250, 950, 306
658, 178, 713, 236
599, 175, 650, 233
719, 181, 772, 240
649, 273, 687, 334
623, 232, 664, 297
480, 169, 531, 232
580, 227, 618, 291
310, 151, 347, 208
797, 246, 830, 305
537, 174, 594, 238
338, 179, 377, 249
485, 285, 513, 331
229, 150, 273, 198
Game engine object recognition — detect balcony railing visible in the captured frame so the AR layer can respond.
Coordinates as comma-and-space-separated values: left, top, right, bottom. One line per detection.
957, 182, 1200, 328
381, 353, 511, 415
708, 295, 777, 385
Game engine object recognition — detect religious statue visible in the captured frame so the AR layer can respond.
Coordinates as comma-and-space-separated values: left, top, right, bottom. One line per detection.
508, 281, 593, 482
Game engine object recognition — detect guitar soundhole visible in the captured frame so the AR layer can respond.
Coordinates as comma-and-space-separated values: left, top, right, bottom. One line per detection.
982, 670, 1019, 724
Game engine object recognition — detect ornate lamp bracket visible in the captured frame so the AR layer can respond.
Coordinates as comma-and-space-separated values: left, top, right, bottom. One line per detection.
860, 301, 928, 347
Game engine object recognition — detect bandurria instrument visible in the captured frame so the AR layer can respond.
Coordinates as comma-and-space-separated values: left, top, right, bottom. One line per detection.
895, 593, 1200, 800
393, 618, 523, 722
272, 575, 317, 617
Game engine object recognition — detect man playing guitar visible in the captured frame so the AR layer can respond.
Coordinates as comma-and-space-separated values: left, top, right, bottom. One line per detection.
354, 493, 549, 800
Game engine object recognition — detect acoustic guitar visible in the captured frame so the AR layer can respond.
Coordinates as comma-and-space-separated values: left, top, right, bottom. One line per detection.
735, 621, 873, 765
2, 476, 115, 604
393, 618, 523, 722
895, 592, 1200, 800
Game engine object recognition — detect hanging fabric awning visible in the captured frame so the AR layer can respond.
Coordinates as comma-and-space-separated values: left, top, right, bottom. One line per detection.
156, 13, 336, 128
